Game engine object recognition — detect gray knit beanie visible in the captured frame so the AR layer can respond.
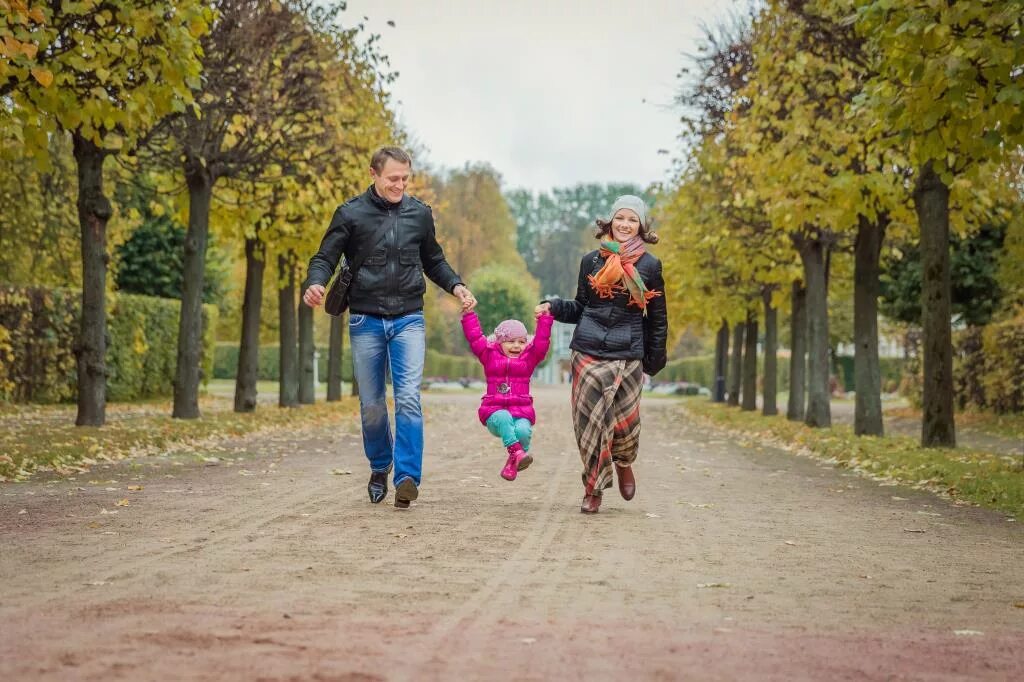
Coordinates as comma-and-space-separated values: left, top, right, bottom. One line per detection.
608, 195, 649, 227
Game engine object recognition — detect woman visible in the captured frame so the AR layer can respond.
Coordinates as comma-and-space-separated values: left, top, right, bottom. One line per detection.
535, 195, 668, 514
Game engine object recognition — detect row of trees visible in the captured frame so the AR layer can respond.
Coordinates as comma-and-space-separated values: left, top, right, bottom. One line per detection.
662, 0, 1023, 446
2, 0, 398, 424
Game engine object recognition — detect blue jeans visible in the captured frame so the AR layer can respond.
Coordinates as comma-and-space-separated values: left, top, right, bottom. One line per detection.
485, 410, 533, 451
349, 311, 426, 486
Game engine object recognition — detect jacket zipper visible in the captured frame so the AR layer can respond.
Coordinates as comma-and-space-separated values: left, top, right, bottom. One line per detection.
386, 208, 396, 309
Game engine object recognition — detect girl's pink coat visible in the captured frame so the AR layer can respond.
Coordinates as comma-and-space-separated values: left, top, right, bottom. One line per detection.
461, 312, 553, 425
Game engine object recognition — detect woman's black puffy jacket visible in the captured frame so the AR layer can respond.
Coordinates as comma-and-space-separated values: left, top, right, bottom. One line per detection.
547, 249, 668, 375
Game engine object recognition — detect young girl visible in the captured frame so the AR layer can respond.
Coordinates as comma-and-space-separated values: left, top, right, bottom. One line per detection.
461, 310, 554, 480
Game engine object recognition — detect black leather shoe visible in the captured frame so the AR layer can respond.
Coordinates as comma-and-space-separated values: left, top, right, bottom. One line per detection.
394, 477, 419, 509
368, 469, 389, 504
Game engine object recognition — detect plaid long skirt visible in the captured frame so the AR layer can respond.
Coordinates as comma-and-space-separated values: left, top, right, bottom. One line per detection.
570, 351, 644, 496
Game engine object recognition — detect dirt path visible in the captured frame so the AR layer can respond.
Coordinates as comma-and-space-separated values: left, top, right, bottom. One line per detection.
2, 386, 1022, 681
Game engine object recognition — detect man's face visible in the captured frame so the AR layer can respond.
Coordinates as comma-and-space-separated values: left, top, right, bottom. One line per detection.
371, 159, 411, 203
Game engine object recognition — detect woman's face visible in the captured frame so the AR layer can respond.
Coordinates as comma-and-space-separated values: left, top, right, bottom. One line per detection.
611, 209, 641, 242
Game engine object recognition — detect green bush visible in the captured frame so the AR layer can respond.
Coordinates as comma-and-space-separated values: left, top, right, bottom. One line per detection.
980, 312, 1024, 414
901, 313, 1023, 414
0, 284, 215, 403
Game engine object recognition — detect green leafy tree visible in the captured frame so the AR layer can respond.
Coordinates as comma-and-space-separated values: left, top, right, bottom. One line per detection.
114, 209, 229, 304
848, 0, 1024, 446
468, 264, 540, 338
882, 222, 1008, 328
0, 128, 79, 287
2, 0, 209, 425
139, 0, 337, 418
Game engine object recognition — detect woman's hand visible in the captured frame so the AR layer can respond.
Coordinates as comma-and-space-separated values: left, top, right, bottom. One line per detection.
534, 302, 551, 318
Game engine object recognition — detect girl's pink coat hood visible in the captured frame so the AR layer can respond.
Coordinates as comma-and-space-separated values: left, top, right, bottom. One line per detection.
461, 312, 553, 425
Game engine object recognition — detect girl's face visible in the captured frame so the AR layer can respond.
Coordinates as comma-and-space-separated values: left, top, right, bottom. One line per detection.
611, 209, 641, 242
500, 337, 527, 358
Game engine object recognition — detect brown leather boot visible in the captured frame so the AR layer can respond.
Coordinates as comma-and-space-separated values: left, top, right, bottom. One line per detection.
580, 493, 602, 514
616, 465, 636, 501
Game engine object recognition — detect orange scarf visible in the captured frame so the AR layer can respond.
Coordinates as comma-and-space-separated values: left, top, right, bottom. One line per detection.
588, 237, 661, 311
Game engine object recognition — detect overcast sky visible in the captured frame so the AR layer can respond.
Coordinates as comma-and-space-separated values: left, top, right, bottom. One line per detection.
342, 0, 731, 194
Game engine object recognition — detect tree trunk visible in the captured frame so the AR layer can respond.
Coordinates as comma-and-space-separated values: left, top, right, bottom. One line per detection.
854, 214, 886, 436
172, 160, 213, 419
72, 134, 112, 427
727, 321, 744, 407
298, 285, 315, 404
713, 318, 728, 403
278, 254, 299, 408
741, 312, 758, 411
234, 237, 264, 413
787, 281, 807, 421
327, 312, 344, 401
762, 289, 778, 416
799, 237, 831, 427
915, 161, 956, 447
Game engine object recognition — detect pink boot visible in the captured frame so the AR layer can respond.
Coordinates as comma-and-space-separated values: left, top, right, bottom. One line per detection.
501, 443, 532, 481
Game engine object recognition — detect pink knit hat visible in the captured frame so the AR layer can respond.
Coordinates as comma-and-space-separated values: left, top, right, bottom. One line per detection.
490, 319, 528, 343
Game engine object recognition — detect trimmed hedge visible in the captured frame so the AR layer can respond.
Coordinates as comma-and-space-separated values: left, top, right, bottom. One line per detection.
213, 343, 484, 382
660, 353, 792, 393
0, 284, 216, 403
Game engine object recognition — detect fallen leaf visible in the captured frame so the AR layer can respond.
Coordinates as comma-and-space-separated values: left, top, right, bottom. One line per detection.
953, 630, 983, 637
83, 580, 109, 586
697, 582, 731, 588
331, 469, 352, 476
903, 528, 925, 533
17, 509, 27, 515
115, 499, 130, 507
1013, 602, 1024, 609
784, 540, 797, 546
127, 485, 143, 491
645, 513, 661, 519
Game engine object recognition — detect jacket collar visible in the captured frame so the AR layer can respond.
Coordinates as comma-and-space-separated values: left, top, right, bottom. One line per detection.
366, 184, 404, 211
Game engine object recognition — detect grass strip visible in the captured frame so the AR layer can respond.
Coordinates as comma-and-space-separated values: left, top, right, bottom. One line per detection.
0, 397, 359, 482
681, 398, 1024, 520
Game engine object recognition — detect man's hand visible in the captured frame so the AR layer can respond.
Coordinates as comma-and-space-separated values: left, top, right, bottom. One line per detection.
534, 302, 551, 318
453, 284, 476, 312
303, 284, 326, 308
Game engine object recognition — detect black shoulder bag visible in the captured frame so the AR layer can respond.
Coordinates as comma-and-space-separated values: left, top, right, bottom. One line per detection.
323, 221, 390, 317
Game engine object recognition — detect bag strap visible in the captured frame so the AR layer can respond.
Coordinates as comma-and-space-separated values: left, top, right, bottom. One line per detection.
344, 214, 392, 276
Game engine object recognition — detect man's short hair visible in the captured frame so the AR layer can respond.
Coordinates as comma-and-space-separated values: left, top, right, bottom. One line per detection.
370, 146, 413, 173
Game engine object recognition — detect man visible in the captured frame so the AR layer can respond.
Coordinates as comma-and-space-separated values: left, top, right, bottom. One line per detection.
304, 146, 476, 509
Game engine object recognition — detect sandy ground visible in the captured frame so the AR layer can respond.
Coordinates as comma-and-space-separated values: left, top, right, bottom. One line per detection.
1, 386, 1022, 681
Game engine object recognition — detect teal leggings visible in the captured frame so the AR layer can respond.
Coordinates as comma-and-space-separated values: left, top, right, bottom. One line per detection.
485, 410, 533, 451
